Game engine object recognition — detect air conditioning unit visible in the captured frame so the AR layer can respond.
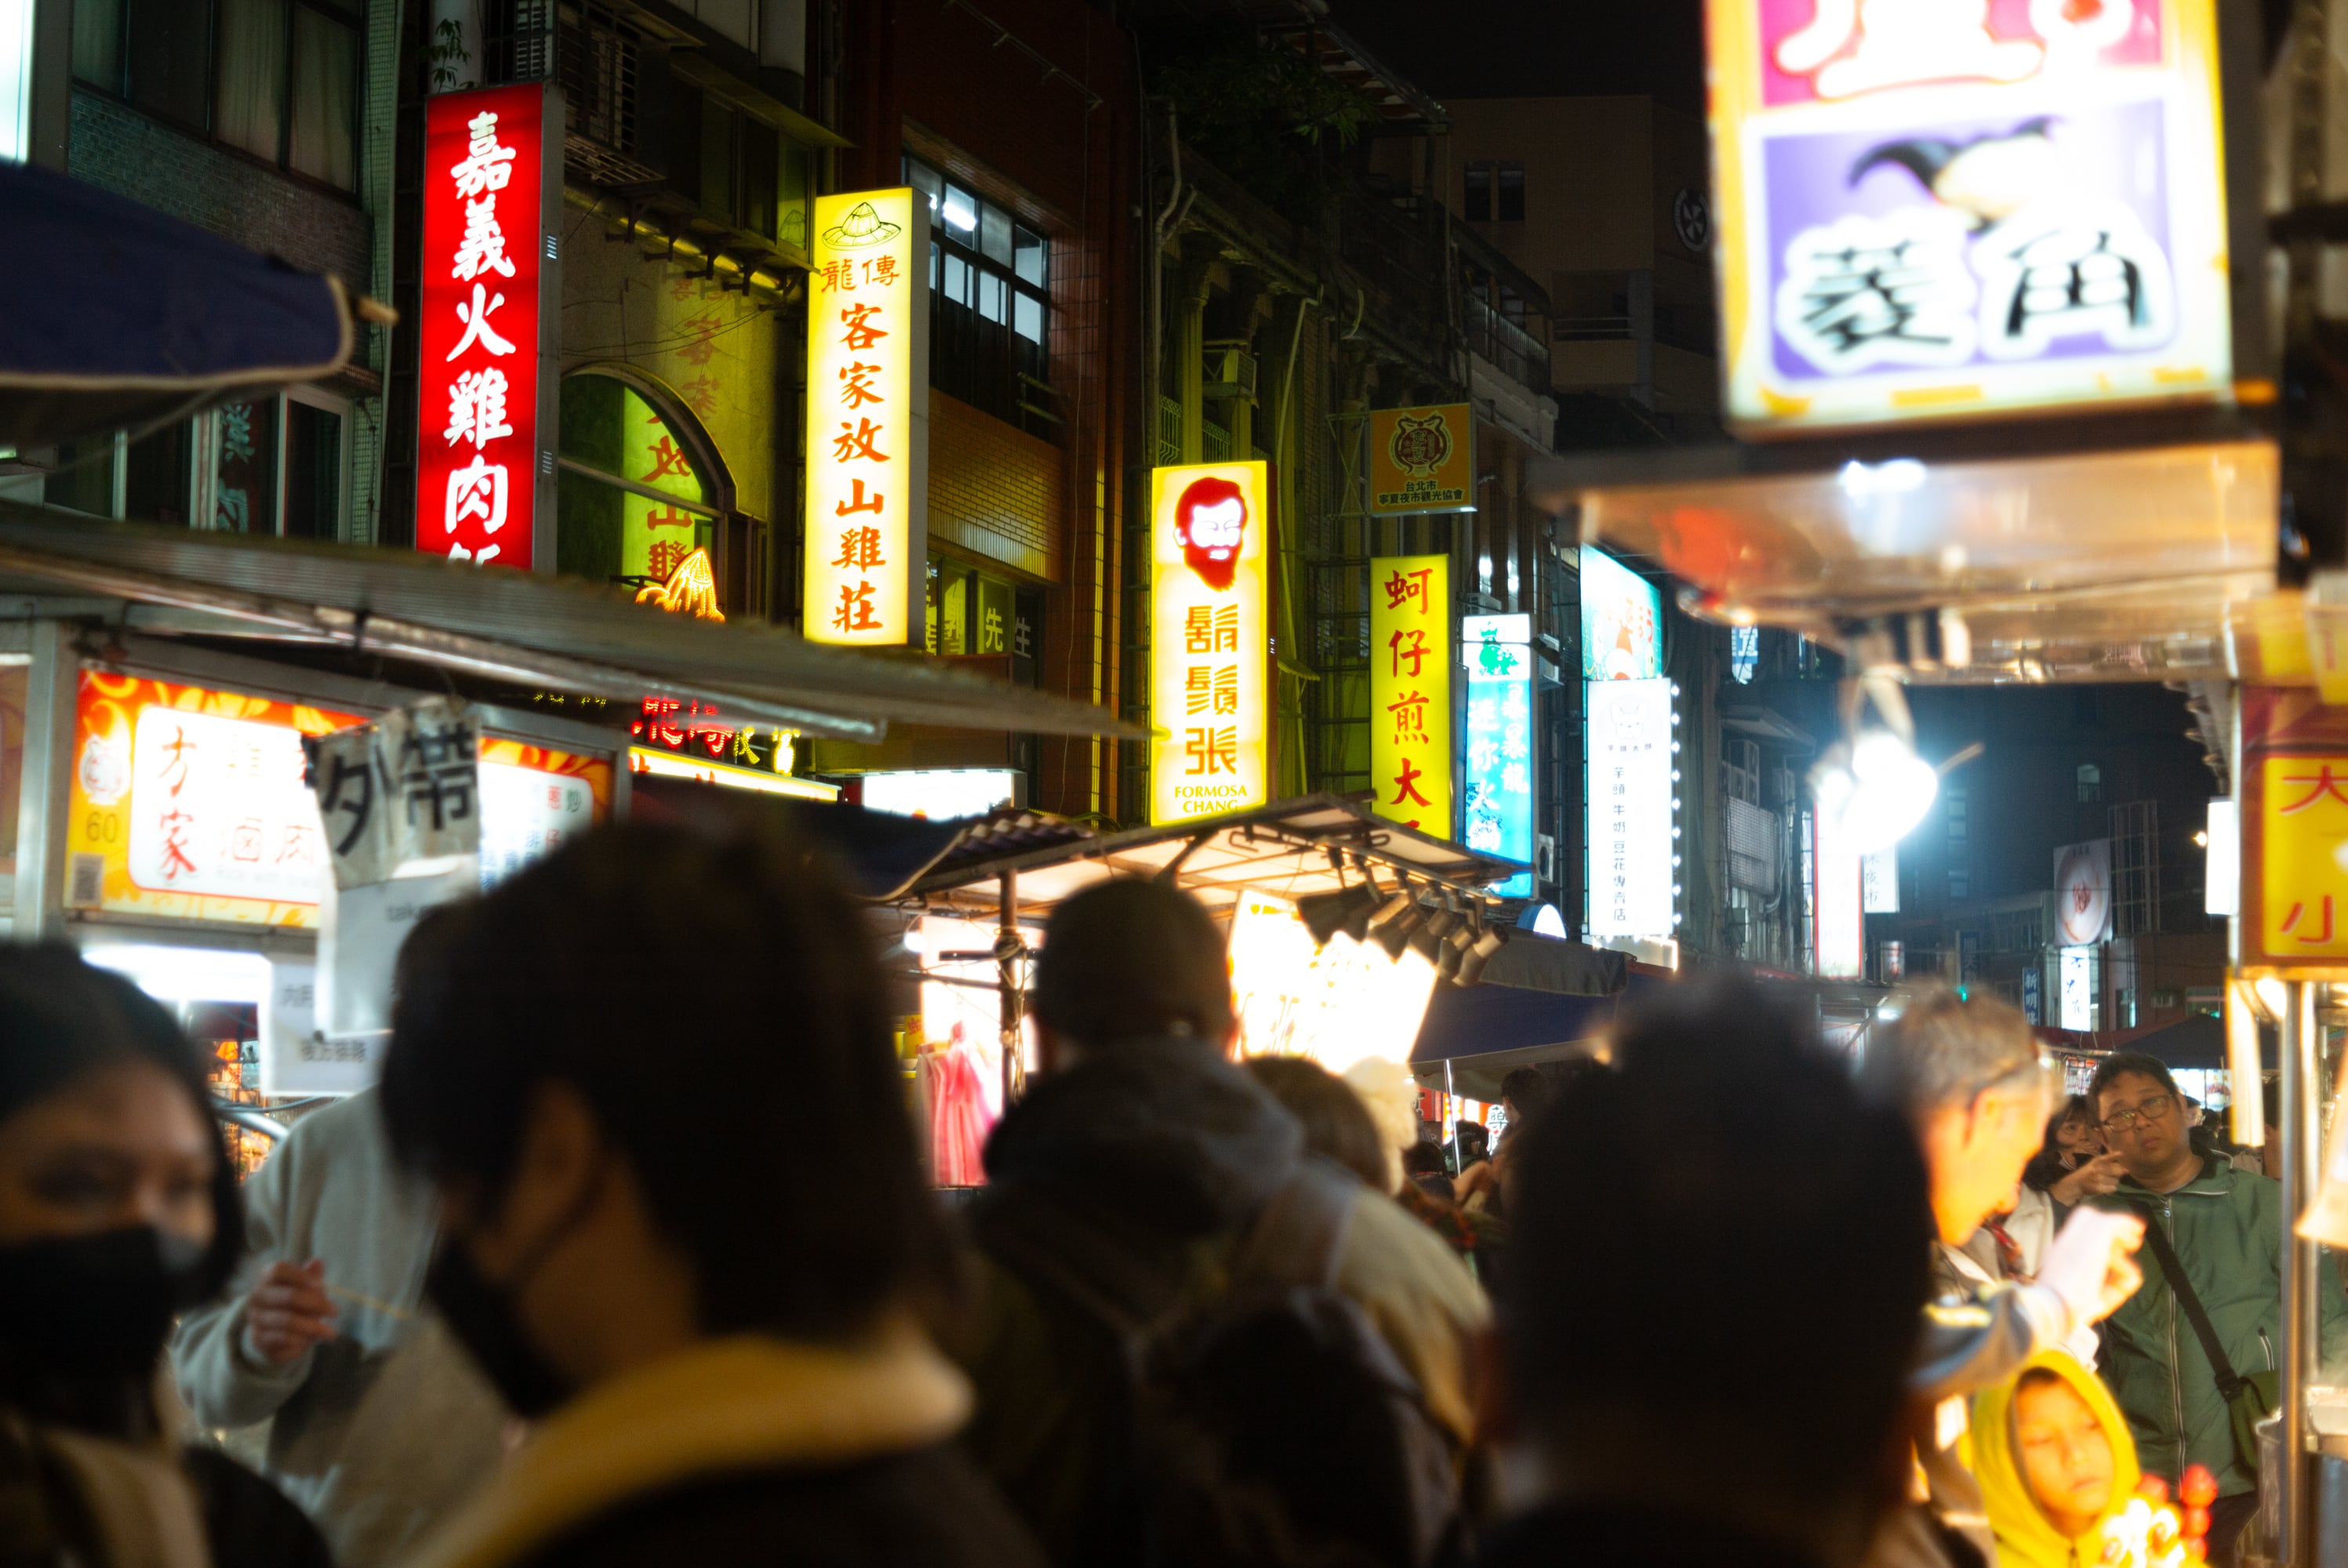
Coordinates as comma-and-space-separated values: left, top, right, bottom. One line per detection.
1201, 346, 1258, 402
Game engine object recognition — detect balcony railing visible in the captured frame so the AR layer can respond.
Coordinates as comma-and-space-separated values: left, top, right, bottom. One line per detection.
1467, 292, 1550, 396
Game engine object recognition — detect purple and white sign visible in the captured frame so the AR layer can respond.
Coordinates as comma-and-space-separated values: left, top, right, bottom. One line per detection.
1709, 0, 2233, 435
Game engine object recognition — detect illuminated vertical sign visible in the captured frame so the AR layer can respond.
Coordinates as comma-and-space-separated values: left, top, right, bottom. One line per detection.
1705, 0, 2233, 434
1367, 405, 1474, 515
2060, 946, 2096, 1030
1861, 845, 1900, 913
1585, 677, 1673, 937
1369, 554, 1451, 834
1579, 546, 1662, 681
1463, 613, 1534, 898
417, 84, 558, 570
1814, 809, 1863, 978
1150, 461, 1270, 822
804, 188, 929, 644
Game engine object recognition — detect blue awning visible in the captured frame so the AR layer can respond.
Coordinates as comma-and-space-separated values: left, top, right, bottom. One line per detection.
0, 160, 355, 445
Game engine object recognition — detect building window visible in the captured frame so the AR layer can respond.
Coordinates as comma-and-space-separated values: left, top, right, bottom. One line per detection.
556, 371, 728, 588
664, 78, 810, 250
904, 154, 1052, 435
75, 0, 362, 192
926, 553, 1041, 684
1945, 781, 1968, 843
2077, 763, 2101, 803
1463, 160, 1525, 223
1949, 869, 1970, 900
29, 392, 345, 535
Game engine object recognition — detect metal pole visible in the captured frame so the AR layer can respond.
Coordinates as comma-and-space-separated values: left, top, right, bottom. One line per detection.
997, 868, 1023, 1109
2282, 982, 2318, 1566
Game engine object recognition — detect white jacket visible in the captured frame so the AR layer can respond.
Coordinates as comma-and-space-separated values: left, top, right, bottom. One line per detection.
171, 1089, 507, 1568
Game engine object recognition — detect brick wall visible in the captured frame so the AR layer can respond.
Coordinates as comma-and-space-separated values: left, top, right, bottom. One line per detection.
929, 390, 1060, 583
70, 93, 373, 285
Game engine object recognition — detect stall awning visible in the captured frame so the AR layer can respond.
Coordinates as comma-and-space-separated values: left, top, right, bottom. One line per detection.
1550, 429, 2277, 684
0, 505, 1137, 743
0, 161, 365, 445
900, 794, 1525, 916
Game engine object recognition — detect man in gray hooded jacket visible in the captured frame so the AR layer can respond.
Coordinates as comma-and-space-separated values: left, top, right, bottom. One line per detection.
173, 1087, 507, 1568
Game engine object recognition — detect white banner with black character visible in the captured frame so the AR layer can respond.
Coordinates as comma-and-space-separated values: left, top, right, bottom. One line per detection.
289, 698, 482, 1092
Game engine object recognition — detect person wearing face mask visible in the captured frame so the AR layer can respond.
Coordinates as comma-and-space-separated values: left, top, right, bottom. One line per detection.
0, 944, 332, 1568
378, 822, 1045, 1568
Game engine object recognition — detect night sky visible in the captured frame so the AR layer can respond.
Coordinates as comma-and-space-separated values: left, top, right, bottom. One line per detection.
1333, 0, 1705, 114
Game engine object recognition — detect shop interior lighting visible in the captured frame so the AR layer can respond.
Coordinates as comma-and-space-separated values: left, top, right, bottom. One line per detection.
1811, 673, 1943, 855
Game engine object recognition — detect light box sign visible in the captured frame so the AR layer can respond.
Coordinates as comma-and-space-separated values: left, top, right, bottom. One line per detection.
2241, 687, 2348, 974
1580, 545, 1662, 681
417, 84, 559, 569
1367, 405, 1474, 515
1585, 677, 1673, 938
626, 696, 836, 800
1463, 614, 1534, 898
64, 672, 612, 926
860, 769, 1020, 819
1150, 461, 1270, 823
1706, 0, 2233, 435
1815, 809, 1863, 978
804, 187, 929, 645
1368, 554, 1452, 835
1227, 890, 1439, 1077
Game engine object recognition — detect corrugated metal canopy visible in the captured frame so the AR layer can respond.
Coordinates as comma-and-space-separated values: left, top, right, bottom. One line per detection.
0, 503, 1139, 742
903, 794, 1524, 916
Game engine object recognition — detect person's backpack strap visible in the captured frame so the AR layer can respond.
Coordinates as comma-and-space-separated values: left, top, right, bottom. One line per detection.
2130, 1201, 2245, 1401
1227, 1157, 1358, 1297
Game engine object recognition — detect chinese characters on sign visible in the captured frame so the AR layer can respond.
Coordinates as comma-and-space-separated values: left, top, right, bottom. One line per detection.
62, 673, 609, 927
1367, 405, 1474, 514
2242, 687, 2348, 972
1584, 677, 1673, 938
1706, 0, 2233, 434
1368, 555, 1451, 835
1463, 614, 1535, 898
416, 85, 551, 567
804, 189, 928, 644
303, 699, 483, 887
1150, 462, 1270, 822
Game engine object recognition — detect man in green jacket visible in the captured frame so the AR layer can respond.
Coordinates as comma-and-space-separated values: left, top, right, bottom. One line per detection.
2088, 1051, 2348, 1559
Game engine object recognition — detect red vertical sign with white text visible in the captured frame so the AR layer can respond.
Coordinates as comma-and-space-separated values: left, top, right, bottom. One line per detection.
417, 84, 558, 571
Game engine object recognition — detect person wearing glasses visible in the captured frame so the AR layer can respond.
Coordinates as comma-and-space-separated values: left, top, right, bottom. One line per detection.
1858, 986, 2146, 1568
2084, 1051, 2348, 1563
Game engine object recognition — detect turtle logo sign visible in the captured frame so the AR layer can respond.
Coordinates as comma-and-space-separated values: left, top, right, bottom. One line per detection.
1368, 404, 1474, 515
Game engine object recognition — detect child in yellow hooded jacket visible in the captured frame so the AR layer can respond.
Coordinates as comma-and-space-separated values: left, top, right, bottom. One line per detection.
1973, 1351, 2146, 1568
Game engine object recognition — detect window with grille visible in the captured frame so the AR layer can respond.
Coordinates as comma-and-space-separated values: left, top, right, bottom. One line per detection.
2077, 763, 2101, 803
904, 154, 1052, 435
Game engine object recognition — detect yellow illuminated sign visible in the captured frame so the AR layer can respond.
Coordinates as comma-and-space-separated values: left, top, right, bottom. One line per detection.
1368, 554, 1450, 835
804, 188, 925, 644
1367, 405, 1473, 515
1150, 461, 1270, 822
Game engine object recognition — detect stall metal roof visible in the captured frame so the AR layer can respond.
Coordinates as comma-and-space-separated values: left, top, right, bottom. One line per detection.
1549, 430, 2277, 685
0, 504, 1138, 743
899, 793, 1526, 916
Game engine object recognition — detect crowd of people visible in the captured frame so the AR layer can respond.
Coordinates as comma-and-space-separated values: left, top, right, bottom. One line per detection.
0, 819, 2340, 1568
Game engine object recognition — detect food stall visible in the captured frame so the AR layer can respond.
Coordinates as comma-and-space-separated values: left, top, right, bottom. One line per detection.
870, 793, 1532, 1175
0, 503, 1131, 1120
1536, 0, 2348, 1553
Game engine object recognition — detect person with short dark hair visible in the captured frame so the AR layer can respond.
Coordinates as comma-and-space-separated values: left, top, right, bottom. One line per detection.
1479, 981, 1931, 1568
0, 945, 330, 1568
2082, 1050, 2348, 1559
1241, 1054, 1387, 1190
379, 823, 1042, 1568
954, 878, 1486, 1564
1859, 985, 2146, 1568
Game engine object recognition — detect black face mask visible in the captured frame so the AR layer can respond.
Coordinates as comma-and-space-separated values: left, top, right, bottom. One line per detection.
0, 1226, 210, 1377
425, 1181, 597, 1421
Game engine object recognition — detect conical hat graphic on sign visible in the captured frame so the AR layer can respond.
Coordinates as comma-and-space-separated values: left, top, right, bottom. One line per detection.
822, 201, 903, 250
